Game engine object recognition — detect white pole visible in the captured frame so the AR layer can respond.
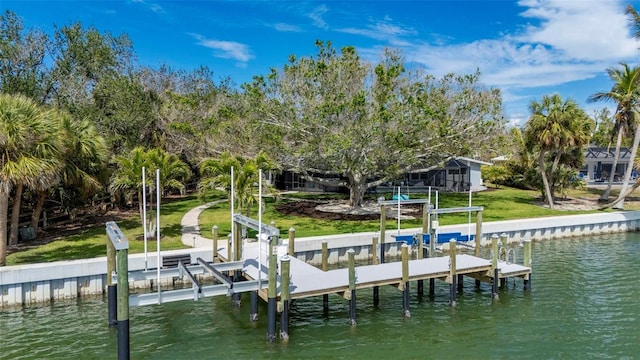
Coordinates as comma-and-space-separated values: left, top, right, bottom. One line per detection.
258, 169, 263, 287
427, 186, 432, 234
142, 167, 148, 271
397, 186, 401, 235
230, 166, 234, 261
156, 169, 161, 304
468, 187, 472, 241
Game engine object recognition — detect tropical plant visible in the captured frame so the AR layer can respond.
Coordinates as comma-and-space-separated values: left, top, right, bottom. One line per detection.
198, 151, 278, 216
29, 111, 108, 233
524, 94, 592, 208
588, 63, 640, 202
0, 94, 62, 265
109, 147, 191, 235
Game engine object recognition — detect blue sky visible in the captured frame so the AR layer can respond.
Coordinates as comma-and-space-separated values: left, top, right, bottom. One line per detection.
5, 0, 640, 126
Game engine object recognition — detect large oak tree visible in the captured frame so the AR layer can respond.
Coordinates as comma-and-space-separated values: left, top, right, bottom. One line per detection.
251, 41, 505, 207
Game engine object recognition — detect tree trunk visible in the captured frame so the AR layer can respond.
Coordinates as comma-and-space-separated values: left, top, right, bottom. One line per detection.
9, 183, 24, 246
538, 151, 554, 208
550, 152, 562, 201
30, 190, 47, 232
347, 175, 367, 208
601, 127, 624, 201
612, 117, 640, 209
0, 190, 9, 266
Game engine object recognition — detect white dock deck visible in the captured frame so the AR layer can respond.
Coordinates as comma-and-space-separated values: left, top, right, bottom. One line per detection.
240, 242, 526, 299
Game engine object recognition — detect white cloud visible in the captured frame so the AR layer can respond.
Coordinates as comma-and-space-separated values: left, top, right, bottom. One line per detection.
274, 23, 302, 32
337, 17, 416, 46
130, 0, 164, 14
399, 0, 638, 93
308, 5, 329, 29
191, 34, 254, 63
517, 0, 637, 60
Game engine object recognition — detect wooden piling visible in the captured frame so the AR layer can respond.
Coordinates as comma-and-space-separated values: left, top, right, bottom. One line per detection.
322, 241, 329, 314
106, 237, 117, 327
449, 239, 457, 307
250, 290, 258, 322
491, 234, 499, 300
267, 250, 277, 342
288, 227, 295, 256
233, 222, 242, 261
373, 286, 379, 307
372, 236, 379, 265
348, 249, 356, 325
321, 241, 328, 272
116, 248, 129, 360
212, 225, 218, 262
499, 233, 508, 288
428, 210, 435, 297
380, 205, 386, 264
475, 210, 482, 257
500, 233, 508, 260
524, 238, 532, 290
401, 244, 410, 317
280, 256, 291, 341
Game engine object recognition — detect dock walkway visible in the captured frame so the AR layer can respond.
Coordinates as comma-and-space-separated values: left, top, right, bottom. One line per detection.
240, 242, 529, 300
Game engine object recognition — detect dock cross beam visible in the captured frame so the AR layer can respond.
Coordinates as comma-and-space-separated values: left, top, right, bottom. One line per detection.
233, 214, 280, 238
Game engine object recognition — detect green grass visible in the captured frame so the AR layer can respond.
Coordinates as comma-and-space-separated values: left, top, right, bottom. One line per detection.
6, 193, 226, 266
5, 186, 611, 265
199, 187, 601, 239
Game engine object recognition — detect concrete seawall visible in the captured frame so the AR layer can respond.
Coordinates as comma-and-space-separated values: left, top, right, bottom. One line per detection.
2, 211, 639, 308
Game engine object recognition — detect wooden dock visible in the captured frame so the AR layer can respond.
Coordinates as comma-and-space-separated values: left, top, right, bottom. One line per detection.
239, 242, 530, 301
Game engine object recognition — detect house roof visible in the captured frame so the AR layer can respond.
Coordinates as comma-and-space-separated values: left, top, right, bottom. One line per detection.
585, 147, 631, 160
490, 155, 510, 162
453, 157, 493, 166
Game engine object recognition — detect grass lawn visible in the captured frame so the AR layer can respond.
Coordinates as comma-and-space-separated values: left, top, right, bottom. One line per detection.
4, 185, 625, 266
5, 194, 225, 266
198, 186, 601, 239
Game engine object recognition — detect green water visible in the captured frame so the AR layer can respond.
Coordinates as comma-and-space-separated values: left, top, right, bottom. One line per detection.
1, 233, 639, 359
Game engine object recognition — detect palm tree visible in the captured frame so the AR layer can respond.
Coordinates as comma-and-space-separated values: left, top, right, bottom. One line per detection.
109, 147, 191, 236
524, 94, 592, 209
588, 63, 640, 202
198, 151, 278, 216
0, 94, 61, 265
604, 5, 640, 209
29, 112, 108, 233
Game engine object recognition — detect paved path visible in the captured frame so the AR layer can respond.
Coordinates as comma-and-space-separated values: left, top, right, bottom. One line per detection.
180, 200, 226, 248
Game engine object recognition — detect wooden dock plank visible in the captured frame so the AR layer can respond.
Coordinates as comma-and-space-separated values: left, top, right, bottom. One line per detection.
240, 243, 500, 299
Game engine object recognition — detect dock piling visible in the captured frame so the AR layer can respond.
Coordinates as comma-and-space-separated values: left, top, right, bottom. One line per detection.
250, 291, 258, 321
212, 225, 218, 262
491, 234, 499, 300
322, 241, 329, 314
372, 236, 379, 265
524, 237, 532, 290
106, 237, 117, 327
401, 244, 410, 318
449, 239, 457, 307
267, 249, 277, 342
106, 222, 130, 360
288, 227, 295, 256
380, 205, 386, 264
348, 249, 357, 325
280, 256, 291, 341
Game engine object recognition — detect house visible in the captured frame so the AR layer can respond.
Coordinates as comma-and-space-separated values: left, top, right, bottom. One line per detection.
582, 147, 635, 183
275, 157, 492, 194
402, 157, 492, 192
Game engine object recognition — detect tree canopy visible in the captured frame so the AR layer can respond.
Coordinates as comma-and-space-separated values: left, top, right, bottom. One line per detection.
251, 41, 505, 207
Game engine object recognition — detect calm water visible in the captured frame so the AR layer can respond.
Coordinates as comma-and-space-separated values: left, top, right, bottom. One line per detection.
1, 233, 639, 359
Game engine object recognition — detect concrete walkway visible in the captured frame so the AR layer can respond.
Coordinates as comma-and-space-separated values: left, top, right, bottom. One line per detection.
180, 200, 226, 248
